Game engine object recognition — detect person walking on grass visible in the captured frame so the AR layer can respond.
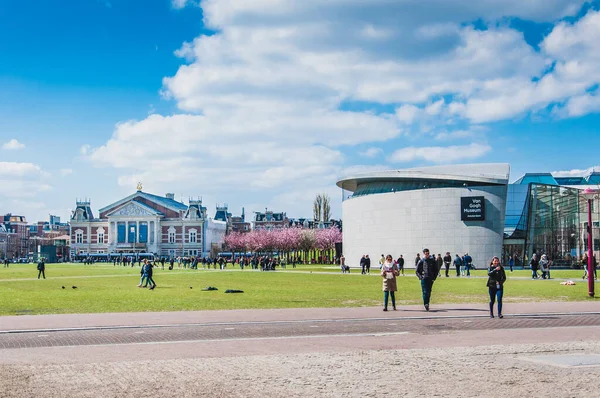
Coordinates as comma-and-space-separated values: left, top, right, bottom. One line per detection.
443, 252, 452, 278
37, 258, 46, 279
396, 254, 405, 276
453, 254, 462, 277
138, 259, 149, 287
144, 261, 157, 290
539, 254, 549, 279
365, 255, 371, 274
487, 256, 506, 318
529, 253, 539, 279
463, 253, 472, 277
436, 254, 443, 277
416, 248, 439, 311
381, 254, 399, 311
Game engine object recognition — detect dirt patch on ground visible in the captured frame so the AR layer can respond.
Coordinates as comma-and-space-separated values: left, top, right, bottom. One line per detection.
1, 341, 599, 397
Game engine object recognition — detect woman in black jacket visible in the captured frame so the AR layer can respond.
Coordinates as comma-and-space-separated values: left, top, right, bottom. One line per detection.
487, 256, 506, 318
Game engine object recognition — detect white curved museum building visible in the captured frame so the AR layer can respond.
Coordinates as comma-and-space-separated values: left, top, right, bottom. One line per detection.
336, 164, 510, 269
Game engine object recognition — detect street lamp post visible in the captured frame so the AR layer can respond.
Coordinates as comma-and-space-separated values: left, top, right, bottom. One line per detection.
582, 188, 597, 298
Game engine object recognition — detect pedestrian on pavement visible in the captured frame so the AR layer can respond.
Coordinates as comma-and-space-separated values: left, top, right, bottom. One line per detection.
486, 256, 506, 318
416, 248, 439, 311
36, 258, 46, 279
414, 253, 420, 268
436, 254, 443, 277
365, 255, 371, 274
453, 254, 462, 277
381, 254, 399, 311
396, 254, 405, 276
443, 252, 452, 277
379, 254, 385, 269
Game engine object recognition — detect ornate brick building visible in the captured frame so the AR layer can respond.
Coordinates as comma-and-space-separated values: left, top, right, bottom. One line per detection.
69, 187, 226, 258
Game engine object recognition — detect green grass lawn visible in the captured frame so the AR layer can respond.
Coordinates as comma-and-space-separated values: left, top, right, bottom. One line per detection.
0, 263, 596, 316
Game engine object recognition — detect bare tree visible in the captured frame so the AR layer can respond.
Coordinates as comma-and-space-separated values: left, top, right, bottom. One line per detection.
322, 194, 331, 222
313, 194, 323, 223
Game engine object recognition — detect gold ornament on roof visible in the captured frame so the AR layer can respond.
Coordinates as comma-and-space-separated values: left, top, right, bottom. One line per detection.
136, 182, 143, 191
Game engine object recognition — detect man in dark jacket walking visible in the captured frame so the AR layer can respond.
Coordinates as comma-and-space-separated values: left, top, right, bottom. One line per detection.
37, 258, 46, 279
443, 252, 452, 277
416, 248, 438, 311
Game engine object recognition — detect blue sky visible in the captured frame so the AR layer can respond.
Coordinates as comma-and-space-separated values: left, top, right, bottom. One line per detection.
1, 0, 600, 223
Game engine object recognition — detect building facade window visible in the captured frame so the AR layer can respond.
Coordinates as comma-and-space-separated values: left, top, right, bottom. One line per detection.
98, 231, 105, 244
75, 230, 83, 244
168, 227, 176, 244
139, 222, 148, 243
117, 223, 126, 243
189, 229, 197, 243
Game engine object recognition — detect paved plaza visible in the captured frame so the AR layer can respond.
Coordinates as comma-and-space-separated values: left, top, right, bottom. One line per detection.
1, 302, 600, 397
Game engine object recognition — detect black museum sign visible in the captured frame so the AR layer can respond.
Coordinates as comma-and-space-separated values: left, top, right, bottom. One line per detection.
461, 196, 485, 221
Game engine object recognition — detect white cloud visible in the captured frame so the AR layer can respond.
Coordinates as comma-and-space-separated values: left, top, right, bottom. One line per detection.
0, 162, 51, 199
60, 168, 73, 177
171, 0, 195, 9
389, 143, 491, 163
2, 139, 25, 150
359, 147, 383, 158
434, 130, 474, 141
80, 144, 91, 156
87, 0, 600, 217
552, 166, 600, 177
0, 162, 43, 178
396, 105, 420, 124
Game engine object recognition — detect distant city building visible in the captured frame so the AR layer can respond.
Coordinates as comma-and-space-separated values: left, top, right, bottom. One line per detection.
253, 208, 288, 230
1, 214, 29, 258
69, 187, 226, 258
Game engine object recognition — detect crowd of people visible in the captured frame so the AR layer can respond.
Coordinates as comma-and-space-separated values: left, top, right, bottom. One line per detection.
376, 248, 507, 317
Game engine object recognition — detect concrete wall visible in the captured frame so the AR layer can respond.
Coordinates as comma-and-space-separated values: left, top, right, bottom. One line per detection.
342, 185, 507, 269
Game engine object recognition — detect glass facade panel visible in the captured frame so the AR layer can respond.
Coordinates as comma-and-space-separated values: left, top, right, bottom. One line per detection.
504, 184, 529, 239
351, 179, 498, 198
525, 184, 580, 266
